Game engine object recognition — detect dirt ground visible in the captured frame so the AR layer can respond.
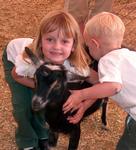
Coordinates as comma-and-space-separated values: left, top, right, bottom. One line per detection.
0, 0, 136, 150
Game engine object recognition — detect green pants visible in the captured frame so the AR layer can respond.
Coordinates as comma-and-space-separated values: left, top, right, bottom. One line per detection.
2, 48, 48, 149
116, 115, 136, 150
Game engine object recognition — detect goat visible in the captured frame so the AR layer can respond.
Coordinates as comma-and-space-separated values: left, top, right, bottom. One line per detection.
25, 47, 108, 150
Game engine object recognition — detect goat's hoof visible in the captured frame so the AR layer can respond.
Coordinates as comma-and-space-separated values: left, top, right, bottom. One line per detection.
101, 124, 109, 131
48, 132, 58, 147
68, 148, 77, 150
39, 139, 49, 150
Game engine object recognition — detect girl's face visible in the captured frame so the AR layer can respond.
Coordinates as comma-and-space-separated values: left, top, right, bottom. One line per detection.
41, 29, 74, 64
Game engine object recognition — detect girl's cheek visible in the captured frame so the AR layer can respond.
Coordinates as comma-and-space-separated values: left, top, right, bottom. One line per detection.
42, 42, 47, 48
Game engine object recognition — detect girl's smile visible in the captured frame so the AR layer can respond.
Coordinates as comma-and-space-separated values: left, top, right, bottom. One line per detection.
42, 29, 74, 64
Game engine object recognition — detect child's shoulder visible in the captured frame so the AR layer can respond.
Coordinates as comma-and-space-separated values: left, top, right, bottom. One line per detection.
7, 38, 33, 47
6, 38, 34, 64
100, 48, 136, 66
7, 38, 33, 54
103, 48, 130, 58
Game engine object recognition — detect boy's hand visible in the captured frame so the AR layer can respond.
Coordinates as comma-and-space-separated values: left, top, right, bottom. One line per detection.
67, 103, 85, 124
63, 90, 83, 114
66, 98, 98, 124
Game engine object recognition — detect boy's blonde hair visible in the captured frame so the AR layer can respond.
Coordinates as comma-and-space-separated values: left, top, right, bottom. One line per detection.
27, 10, 90, 71
84, 12, 125, 44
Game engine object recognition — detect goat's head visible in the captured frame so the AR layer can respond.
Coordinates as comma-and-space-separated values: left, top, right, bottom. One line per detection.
33, 63, 68, 111
25, 47, 88, 111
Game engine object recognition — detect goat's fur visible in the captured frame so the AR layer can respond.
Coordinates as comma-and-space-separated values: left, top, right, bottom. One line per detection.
25, 47, 108, 150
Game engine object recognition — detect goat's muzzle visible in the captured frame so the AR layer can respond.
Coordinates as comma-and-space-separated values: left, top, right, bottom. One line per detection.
32, 95, 48, 111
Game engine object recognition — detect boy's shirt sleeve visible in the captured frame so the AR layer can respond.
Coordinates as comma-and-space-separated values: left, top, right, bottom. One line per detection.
15, 54, 36, 78
98, 52, 122, 84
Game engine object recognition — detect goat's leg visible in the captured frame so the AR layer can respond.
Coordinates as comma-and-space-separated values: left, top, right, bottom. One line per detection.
68, 124, 81, 150
48, 129, 59, 147
101, 97, 108, 129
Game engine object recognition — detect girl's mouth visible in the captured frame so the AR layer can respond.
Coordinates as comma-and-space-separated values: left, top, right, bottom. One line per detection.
50, 51, 62, 56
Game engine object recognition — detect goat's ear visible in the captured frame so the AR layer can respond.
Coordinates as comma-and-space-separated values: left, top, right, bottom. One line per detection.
25, 47, 42, 68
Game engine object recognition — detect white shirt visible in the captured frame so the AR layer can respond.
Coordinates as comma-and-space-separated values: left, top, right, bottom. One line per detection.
7, 38, 33, 64
98, 48, 136, 120
6, 38, 36, 78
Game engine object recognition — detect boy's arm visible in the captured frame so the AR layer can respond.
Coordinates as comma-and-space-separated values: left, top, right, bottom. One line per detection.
11, 67, 35, 88
86, 68, 99, 84
63, 82, 122, 113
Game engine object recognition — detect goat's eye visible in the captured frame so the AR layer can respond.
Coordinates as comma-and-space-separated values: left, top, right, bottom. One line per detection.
43, 71, 49, 76
54, 83, 61, 90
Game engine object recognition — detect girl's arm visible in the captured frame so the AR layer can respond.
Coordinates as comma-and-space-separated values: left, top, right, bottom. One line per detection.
11, 67, 35, 88
63, 82, 122, 113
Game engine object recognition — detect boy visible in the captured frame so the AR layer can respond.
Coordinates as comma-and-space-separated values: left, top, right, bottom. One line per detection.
63, 12, 136, 149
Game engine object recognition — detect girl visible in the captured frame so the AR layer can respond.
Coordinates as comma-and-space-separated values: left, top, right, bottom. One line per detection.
2, 10, 93, 150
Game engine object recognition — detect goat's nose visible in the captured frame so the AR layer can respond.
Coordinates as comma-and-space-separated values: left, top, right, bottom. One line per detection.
32, 95, 42, 111
33, 100, 40, 107
32, 101, 40, 111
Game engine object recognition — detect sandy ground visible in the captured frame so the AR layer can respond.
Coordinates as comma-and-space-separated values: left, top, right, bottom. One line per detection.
0, 0, 136, 150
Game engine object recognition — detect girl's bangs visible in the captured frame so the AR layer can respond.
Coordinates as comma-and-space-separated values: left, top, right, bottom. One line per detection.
42, 14, 74, 38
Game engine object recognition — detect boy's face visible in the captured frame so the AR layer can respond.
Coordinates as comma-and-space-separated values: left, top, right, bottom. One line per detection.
41, 29, 74, 64
84, 32, 101, 60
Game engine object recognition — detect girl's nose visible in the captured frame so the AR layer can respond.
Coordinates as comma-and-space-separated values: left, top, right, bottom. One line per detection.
54, 41, 61, 49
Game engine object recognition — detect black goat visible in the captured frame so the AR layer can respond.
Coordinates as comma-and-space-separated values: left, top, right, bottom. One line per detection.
25, 47, 108, 150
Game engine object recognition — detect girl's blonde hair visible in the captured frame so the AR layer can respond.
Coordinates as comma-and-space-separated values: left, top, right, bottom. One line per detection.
84, 12, 125, 44
26, 10, 90, 71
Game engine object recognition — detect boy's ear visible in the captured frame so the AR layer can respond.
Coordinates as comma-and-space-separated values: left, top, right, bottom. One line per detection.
90, 38, 100, 48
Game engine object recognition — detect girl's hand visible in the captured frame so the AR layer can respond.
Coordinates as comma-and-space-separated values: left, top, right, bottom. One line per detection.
63, 90, 83, 114
11, 67, 35, 88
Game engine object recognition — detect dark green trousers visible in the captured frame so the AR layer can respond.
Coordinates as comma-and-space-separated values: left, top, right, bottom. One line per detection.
2, 48, 48, 149
116, 115, 136, 150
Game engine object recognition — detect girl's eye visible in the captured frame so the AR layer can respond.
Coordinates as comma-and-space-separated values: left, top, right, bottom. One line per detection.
62, 40, 69, 44
46, 38, 53, 42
